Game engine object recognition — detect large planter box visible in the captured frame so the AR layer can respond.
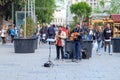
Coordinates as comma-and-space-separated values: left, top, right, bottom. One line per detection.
14, 38, 36, 53
112, 38, 120, 53
81, 40, 93, 58
65, 39, 93, 59
32, 36, 38, 49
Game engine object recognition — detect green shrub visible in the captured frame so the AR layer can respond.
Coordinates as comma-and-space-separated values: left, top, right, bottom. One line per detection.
22, 16, 35, 38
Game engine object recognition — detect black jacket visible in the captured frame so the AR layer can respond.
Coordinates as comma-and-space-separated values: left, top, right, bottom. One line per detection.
103, 27, 113, 39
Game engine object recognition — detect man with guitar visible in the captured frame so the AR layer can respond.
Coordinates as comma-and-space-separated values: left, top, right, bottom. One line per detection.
71, 23, 83, 62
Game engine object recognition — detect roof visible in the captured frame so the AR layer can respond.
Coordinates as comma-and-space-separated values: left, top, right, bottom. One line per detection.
111, 14, 120, 23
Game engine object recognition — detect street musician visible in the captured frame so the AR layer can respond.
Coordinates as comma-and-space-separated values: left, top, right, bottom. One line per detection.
70, 23, 83, 62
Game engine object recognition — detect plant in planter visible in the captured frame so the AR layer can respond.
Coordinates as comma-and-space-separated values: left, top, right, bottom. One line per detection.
22, 16, 35, 38
14, 16, 37, 53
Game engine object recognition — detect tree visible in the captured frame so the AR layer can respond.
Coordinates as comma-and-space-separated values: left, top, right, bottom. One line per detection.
35, 0, 55, 24
99, 0, 105, 8
0, 0, 24, 27
0, 0, 23, 20
94, 0, 120, 14
70, 2, 92, 24
109, 0, 120, 14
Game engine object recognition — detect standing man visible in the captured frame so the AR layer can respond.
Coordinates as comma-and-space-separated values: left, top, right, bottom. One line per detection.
103, 23, 113, 54
47, 24, 56, 39
71, 23, 83, 62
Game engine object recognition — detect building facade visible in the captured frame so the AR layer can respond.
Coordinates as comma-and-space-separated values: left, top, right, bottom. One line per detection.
51, 0, 102, 25
50, 0, 66, 25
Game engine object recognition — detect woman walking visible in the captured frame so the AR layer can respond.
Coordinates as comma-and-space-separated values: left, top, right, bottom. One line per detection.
96, 27, 103, 55
0, 25, 7, 44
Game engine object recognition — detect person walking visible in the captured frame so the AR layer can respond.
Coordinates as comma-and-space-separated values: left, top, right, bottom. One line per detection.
0, 25, 7, 44
55, 26, 66, 60
88, 28, 93, 40
40, 23, 48, 43
96, 27, 103, 55
103, 23, 113, 54
9, 26, 16, 43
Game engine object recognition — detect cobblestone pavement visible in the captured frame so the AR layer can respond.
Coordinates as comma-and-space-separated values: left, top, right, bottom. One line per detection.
0, 43, 120, 80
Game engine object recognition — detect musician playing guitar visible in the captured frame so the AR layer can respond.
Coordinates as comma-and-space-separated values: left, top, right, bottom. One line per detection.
71, 23, 83, 62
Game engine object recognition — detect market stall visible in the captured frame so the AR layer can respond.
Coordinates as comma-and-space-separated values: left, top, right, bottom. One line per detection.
111, 14, 120, 53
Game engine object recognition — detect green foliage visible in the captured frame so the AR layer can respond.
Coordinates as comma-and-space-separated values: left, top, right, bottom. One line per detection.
0, 0, 24, 20
70, 2, 92, 24
22, 16, 35, 38
110, 0, 120, 14
36, 0, 55, 24
69, 22, 76, 31
94, 0, 120, 14
26, 16, 35, 38
70, 2, 92, 18
99, 0, 105, 8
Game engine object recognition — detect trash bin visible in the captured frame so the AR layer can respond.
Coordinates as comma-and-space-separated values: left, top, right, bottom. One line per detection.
81, 40, 93, 58
112, 38, 120, 53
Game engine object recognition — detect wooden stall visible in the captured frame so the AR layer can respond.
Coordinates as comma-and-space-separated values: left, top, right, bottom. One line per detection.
111, 14, 120, 38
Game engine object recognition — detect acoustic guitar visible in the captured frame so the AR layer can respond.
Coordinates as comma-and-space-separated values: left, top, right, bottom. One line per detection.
70, 32, 80, 41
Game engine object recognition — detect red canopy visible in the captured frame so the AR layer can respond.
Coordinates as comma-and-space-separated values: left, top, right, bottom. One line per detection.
111, 14, 120, 23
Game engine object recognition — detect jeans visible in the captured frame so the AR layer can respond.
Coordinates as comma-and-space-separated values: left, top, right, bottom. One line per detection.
88, 34, 93, 40
73, 41, 82, 60
97, 41, 102, 53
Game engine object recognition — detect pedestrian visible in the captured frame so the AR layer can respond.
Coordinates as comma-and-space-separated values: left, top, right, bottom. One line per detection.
88, 28, 93, 40
0, 25, 7, 44
9, 26, 16, 43
103, 23, 113, 54
47, 24, 56, 39
39, 23, 48, 43
96, 27, 103, 55
55, 26, 66, 60
70, 23, 83, 62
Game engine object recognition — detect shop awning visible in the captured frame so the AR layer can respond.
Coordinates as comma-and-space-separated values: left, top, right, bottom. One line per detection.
111, 14, 120, 23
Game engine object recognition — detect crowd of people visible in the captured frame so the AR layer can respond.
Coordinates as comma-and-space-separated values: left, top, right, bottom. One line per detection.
35, 23, 113, 62
0, 25, 18, 44
0, 23, 113, 62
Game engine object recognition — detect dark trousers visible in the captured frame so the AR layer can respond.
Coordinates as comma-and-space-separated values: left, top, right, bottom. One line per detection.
56, 46, 64, 59
11, 35, 14, 43
72, 41, 82, 60
1, 37, 6, 44
104, 41, 111, 53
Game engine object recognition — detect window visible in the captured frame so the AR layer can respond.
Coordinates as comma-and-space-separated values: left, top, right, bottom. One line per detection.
94, 3, 96, 5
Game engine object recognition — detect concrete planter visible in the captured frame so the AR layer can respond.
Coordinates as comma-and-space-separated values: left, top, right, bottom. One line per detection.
14, 38, 37, 53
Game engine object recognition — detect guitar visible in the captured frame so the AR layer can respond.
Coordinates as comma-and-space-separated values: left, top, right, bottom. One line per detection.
70, 32, 80, 41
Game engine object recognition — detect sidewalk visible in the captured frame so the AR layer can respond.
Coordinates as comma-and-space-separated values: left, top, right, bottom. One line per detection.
0, 43, 120, 80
